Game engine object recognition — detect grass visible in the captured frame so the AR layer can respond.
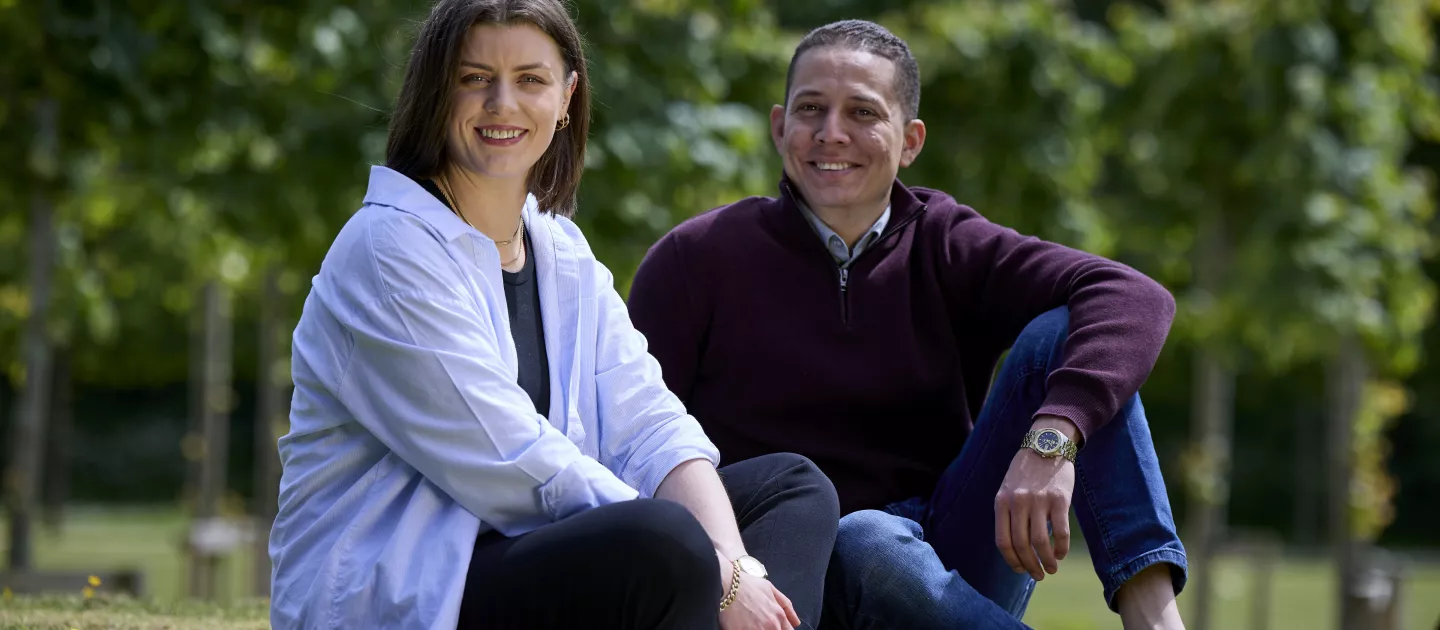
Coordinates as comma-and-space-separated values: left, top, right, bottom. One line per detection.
3, 505, 1440, 629
0, 595, 268, 630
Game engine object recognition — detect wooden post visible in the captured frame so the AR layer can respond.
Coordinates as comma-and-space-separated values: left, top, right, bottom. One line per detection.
5, 98, 59, 572
252, 269, 287, 597
1246, 535, 1279, 630
1342, 547, 1404, 630
188, 281, 233, 600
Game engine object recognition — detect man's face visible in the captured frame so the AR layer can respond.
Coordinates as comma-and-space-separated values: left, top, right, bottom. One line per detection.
771, 47, 924, 215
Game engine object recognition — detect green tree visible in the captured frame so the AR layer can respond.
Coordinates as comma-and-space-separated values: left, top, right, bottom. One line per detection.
571, 0, 789, 291
1099, 3, 1437, 627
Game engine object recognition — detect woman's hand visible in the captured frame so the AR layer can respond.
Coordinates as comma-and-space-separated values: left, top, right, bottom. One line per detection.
717, 555, 800, 629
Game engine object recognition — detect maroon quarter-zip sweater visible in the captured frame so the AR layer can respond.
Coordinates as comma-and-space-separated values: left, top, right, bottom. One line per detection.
628, 177, 1176, 514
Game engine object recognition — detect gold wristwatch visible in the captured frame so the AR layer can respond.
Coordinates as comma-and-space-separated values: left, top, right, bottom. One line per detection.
1021, 428, 1078, 462
735, 555, 767, 579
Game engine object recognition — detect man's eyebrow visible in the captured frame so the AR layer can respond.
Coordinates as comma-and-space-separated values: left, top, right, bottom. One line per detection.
460, 61, 554, 73
791, 89, 889, 109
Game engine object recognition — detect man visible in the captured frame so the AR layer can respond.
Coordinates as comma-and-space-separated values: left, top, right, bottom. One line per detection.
628, 19, 1187, 630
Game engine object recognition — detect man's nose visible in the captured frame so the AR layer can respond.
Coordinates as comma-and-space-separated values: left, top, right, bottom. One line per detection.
814, 110, 850, 145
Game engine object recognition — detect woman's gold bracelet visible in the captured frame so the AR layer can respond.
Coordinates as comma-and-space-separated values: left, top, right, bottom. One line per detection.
719, 559, 742, 611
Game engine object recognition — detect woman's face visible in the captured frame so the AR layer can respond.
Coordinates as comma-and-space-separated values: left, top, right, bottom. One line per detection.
445, 22, 575, 183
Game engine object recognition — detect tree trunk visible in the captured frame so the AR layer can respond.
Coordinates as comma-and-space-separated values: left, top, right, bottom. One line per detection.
1186, 348, 1236, 630
1326, 334, 1394, 630
188, 281, 233, 600
5, 98, 60, 572
42, 349, 72, 532
252, 269, 288, 597
1293, 406, 1319, 547
1185, 211, 1236, 630
185, 291, 206, 506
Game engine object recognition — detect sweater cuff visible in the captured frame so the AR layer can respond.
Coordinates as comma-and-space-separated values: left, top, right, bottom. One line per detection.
1034, 385, 1112, 445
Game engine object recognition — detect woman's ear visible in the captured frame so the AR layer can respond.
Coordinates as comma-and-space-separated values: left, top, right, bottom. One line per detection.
562, 71, 578, 112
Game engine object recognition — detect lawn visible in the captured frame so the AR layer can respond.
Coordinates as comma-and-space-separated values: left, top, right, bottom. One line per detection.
3, 505, 1439, 629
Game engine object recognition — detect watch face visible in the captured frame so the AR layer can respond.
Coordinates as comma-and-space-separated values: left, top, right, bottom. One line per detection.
738, 556, 766, 577
1036, 430, 1061, 453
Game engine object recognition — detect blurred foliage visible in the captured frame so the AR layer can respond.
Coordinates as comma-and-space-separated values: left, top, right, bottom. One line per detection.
1, 0, 1438, 543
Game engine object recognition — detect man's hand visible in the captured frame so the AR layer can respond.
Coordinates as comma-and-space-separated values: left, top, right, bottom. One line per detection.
994, 415, 1078, 581
717, 553, 800, 629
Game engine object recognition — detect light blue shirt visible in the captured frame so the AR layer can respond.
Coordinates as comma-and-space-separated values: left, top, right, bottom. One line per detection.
269, 166, 720, 629
795, 201, 890, 269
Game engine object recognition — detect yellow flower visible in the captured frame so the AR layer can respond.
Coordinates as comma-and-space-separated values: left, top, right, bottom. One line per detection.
82, 586, 95, 599
2, 586, 11, 600
87, 575, 102, 587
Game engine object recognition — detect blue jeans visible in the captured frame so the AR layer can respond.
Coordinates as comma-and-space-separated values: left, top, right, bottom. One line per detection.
819, 307, 1188, 629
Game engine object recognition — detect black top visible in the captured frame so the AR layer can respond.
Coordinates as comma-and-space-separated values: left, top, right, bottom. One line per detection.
500, 230, 551, 416
417, 178, 551, 417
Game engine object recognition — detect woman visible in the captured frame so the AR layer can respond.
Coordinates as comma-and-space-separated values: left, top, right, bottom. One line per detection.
267, 1, 839, 628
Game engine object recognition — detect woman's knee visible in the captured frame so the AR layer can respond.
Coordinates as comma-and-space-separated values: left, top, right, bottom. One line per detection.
746, 452, 841, 519
591, 499, 718, 588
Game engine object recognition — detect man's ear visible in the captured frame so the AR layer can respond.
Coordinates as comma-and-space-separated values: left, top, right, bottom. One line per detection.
900, 118, 926, 168
770, 104, 786, 155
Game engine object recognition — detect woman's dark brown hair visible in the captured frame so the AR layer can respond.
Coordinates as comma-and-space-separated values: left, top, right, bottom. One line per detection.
386, 0, 589, 217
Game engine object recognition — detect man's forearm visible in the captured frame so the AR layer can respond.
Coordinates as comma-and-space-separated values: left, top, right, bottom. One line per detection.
654, 458, 747, 559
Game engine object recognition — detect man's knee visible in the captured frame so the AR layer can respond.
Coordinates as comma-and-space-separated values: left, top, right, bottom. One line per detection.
829, 510, 962, 625
832, 510, 925, 579
1010, 306, 1069, 370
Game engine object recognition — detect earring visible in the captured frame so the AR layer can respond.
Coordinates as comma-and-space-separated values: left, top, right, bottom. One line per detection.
556, 116, 570, 131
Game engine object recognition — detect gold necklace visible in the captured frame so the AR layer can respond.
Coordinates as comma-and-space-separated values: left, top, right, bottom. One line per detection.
504, 222, 532, 268
437, 176, 522, 246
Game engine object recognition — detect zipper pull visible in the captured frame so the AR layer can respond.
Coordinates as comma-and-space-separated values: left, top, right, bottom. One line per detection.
839, 267, 849, 289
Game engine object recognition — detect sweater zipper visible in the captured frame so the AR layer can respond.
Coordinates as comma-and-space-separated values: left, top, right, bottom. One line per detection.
832, 205, 926, 326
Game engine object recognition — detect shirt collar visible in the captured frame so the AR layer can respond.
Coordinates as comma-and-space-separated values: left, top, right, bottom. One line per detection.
795, 199, 891, 264
361, 165, 538, 243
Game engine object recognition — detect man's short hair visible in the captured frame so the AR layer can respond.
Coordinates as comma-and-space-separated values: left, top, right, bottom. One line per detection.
784, 20, 921, 121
